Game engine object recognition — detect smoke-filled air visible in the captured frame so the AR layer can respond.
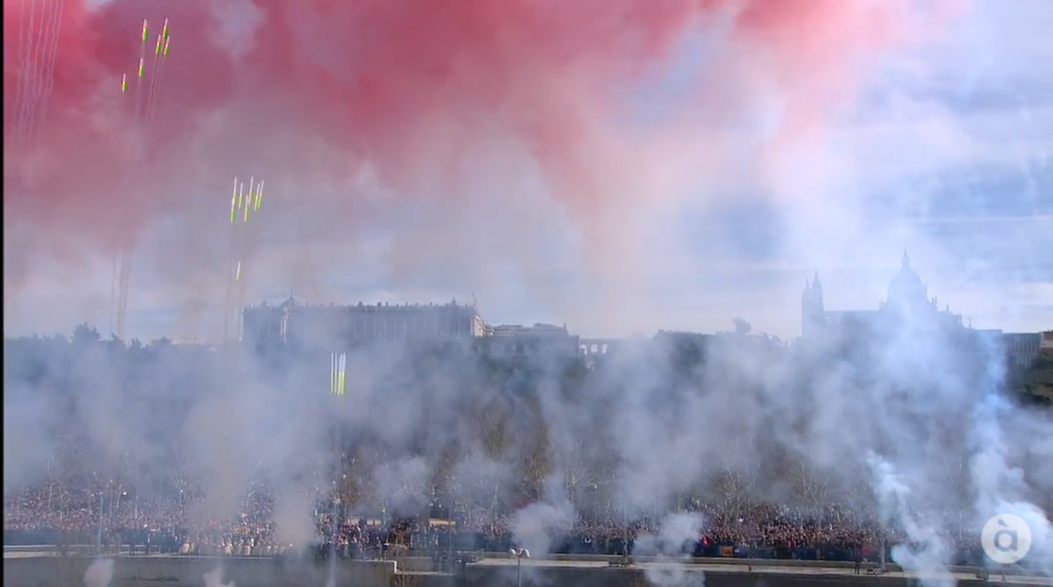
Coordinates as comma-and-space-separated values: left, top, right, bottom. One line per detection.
4, 0, 1052, 584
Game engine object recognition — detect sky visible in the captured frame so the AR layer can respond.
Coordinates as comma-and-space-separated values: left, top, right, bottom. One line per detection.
3, 0, 1052, 341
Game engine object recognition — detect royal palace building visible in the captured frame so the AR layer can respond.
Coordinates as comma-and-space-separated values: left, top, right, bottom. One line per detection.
242, 296, 486, 350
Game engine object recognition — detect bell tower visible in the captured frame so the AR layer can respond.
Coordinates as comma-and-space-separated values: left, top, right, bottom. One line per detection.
801, 271, 825, 339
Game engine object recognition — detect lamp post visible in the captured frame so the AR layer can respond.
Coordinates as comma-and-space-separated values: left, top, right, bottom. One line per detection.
510, 547, 530, 587
97, 492, 104, 555
330, 426, 341, 563
622, 501, 630, 566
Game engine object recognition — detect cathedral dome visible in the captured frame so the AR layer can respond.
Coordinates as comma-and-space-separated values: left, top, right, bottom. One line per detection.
887, 251, 928, 307
279, 294, 302, 311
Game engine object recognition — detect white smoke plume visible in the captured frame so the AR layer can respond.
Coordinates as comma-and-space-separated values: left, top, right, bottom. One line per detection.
970, 391, 1053, 573
635, 513, 708, 587
203, 566, 235, 587
82, 558, 114, 587
868, 454, 954, 587
512, 475, 577, 558
272, 491, 318, 548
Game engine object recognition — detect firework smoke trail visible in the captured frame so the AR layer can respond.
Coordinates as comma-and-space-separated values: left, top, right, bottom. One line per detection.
108, 245, 120, 337
112, 18, 170, 340
115, 245, 134, 339
223, 179, 237, 344
234, 179, 248, 341
113, 20, 151, 339
18, 0, 43, 143
32, 0, 65, 141
12, 0, 37, 145
109, 253, 117, 336
4, 0, 67, 330
11, 0, 64, 146
223, 179, 244, 343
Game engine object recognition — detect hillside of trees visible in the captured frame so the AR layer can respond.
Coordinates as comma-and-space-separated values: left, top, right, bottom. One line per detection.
1015, 352, 1053, 406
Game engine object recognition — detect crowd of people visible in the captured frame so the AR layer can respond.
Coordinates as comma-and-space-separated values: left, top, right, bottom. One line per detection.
4, 470, 1013, 567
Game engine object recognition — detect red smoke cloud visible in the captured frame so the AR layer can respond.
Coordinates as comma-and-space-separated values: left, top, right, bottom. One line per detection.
3, 0, 955, 256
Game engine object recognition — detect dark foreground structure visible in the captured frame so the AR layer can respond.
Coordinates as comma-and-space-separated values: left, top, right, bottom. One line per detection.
3, 554, 1049, 587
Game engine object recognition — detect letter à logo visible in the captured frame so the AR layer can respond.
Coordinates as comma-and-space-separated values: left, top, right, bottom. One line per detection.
994, 519, 1017, 552
981, 514, 1032, 565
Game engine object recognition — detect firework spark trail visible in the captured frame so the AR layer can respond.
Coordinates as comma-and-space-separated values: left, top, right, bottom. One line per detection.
235, 179, 262, 339
133, 18, 148, 122
146, 37, 169, 123
224, 177, 265, 341
144, 19, 169, 126
143, 31, 162, 123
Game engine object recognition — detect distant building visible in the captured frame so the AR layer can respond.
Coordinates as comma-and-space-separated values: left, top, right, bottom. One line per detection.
242, 296, 486, 350
1042, 331, 1053, 357
476, 323, 579, 361
579, 338, 619, 357
653, 331, 712, 347
802, 251, 969, 341
1003, 332, 1043, 368
950, 329, 1044, 369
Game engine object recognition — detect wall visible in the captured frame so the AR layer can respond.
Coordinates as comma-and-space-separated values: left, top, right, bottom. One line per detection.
4, 556, 1041, 587
397, 556, 437, 572
1, 556, 395, 587
462, 563, 1037, 587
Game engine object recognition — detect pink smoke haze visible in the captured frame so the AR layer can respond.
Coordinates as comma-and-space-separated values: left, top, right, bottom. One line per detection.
3, 0, 959, 303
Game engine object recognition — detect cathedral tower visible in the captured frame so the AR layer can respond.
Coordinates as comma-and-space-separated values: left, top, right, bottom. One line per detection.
801, 271, 825, 339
